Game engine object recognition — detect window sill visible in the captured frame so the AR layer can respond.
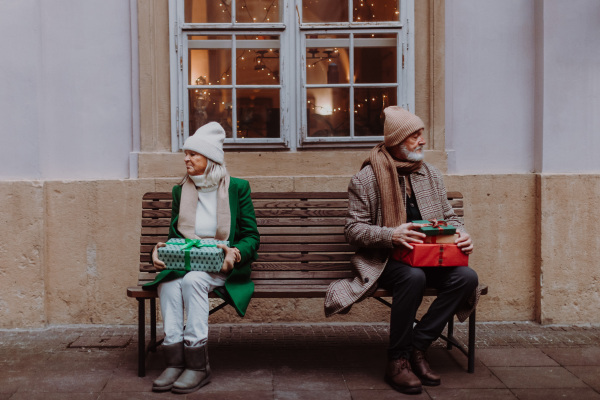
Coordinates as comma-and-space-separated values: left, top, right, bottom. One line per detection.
137, 150, 447, 178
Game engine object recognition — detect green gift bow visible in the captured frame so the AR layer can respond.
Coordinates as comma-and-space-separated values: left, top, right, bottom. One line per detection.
171, 239, 218, 272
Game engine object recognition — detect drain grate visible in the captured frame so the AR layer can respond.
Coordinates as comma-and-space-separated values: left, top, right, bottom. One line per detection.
69, 336, 131, 348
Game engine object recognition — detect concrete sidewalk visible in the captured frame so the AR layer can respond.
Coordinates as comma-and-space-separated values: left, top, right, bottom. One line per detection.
1, 322, 599, 399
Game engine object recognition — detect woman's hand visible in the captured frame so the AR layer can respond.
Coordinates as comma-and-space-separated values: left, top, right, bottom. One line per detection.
218, 244, 241, 274
392, 222, 427, 250
456, 231, 474, 254
152, 243, 167, 271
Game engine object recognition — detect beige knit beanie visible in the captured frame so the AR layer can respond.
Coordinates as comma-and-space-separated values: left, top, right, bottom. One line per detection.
383, 106, 425, 148
183, 122, 225, 164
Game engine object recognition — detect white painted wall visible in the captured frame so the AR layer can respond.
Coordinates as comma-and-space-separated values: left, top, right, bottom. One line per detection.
446, 0, 600, 174
539, 0, 600, 173
445, 0, 536, 174
0, 0, 135, 180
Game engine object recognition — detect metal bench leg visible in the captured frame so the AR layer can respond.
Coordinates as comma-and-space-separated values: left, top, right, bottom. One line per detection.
446, 315, 454, 350
137, 298, 146, 377
150, 298, 157, 352
468, 310, 476, 373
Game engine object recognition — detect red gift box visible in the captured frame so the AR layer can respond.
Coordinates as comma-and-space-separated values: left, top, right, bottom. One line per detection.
392, 243, 469, 267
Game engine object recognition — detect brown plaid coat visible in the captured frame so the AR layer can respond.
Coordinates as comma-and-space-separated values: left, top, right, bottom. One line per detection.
324, 162, 466, 317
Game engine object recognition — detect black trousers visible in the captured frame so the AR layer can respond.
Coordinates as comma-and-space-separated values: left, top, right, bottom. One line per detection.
378, 259, 478, 360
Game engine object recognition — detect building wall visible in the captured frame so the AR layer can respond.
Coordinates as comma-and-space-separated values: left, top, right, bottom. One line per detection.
0, 0, 136, 180
1, 0, 599, 328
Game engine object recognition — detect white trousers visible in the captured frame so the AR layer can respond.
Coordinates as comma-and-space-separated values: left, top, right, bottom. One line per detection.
157, 271, 227, 347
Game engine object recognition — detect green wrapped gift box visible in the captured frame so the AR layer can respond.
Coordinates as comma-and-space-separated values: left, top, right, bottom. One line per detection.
158, 238, 229, 272
413, 219, 457, 236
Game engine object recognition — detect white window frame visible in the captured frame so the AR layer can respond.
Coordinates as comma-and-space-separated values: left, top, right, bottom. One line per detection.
169, 0, 414, 151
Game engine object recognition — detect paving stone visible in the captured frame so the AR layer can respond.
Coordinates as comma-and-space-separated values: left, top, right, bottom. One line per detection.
350, 389, 433, 399
274, 390, 352, 400
69, 336, 130, 348
2, 322, 600, 398
566, 366, 600, 392
511, 388, 600, 400
542, 347, 600, 366
273, 368, 347, 391
202, 368, 273, 392
342, 368, 389, 390
8, 393, 99, 400
18, 370, 113, 393
188, 391, 275, 400
477, 348, 559, 367
98, 392, 182, 399
425, 388, 518, 399
491, 366, 588, 389
43, 349, 123, 371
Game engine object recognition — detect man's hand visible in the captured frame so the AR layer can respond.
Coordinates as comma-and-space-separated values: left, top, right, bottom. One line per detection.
218, 244, 241, 274
152, 242, 167, 271
392, 222, 427, 250
455, 231, 474, 254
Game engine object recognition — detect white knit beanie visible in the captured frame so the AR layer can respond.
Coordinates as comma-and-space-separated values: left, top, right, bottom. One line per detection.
383, 106, 425, 148
183, 122, 225, 164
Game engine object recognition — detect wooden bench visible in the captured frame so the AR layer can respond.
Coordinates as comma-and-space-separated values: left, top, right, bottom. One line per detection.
127, 191, 488, 377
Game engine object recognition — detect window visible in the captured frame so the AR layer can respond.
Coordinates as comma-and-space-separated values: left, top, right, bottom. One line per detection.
169, 0, 414, 151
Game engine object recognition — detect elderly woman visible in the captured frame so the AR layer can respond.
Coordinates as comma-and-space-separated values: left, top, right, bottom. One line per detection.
145, 122, 259, 394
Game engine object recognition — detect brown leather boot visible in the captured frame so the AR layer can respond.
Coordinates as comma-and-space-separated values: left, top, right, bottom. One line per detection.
410, 349, 441, 386
384, 358, 423, 395
152, 342, 184, 392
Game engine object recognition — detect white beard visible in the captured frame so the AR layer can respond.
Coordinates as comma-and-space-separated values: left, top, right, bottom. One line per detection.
400, 145, 424, 162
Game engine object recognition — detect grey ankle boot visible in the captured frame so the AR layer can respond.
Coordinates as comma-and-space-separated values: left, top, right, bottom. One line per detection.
171, 344, 212, 394
152, 342, 185, 392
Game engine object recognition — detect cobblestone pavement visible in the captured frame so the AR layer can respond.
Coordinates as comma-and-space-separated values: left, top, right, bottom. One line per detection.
1, 322, 599, 399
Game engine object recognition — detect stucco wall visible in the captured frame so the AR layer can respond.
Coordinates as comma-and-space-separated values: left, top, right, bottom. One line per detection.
6, 174, 594, 328
538, 175, 600, 325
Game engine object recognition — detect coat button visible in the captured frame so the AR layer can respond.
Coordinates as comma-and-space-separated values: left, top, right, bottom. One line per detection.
364, 277, 369, 283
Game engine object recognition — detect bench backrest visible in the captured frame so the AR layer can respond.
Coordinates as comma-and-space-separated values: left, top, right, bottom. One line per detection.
140, 191, 464, 289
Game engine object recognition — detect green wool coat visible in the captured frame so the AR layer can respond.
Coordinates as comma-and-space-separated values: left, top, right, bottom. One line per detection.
144, 177, 260, 316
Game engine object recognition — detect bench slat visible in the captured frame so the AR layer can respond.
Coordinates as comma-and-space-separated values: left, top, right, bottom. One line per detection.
251, 192, 348, 199
252, 270, 353, 278
253, 200, 348, 209
142, 201, 173, 209
142, 210, 171, 218
258, 227, 344, 235
259, 244, 354, 252
255, 209, 347, 218
251, 262, 355, 271
255, 218, 346, 226
259, 235, 347, 244
257, 253, 352, 262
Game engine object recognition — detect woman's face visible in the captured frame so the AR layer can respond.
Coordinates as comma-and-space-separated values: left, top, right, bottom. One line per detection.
184, 150, 208, 176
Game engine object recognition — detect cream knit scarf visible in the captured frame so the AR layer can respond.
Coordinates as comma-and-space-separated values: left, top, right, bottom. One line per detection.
362, 143, 422, 228
177, 175, 231, 240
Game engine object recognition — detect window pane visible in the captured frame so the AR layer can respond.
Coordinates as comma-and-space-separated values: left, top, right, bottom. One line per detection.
306, 46, 349, 85
354, 35, 397, 83
236, 0, 280, 23
353, 0, 399, 22
307, 88, 350, 137
189, 48, 232, 85
237, 49, 279, 84
303, 0, 348, 23
354, 87, 396, 136
189, 89, 233, 137
237, 89, 280, 138
185, 0, 230, 23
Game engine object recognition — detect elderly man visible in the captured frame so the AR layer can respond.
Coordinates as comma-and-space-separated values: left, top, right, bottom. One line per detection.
325, 106, 478, 395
